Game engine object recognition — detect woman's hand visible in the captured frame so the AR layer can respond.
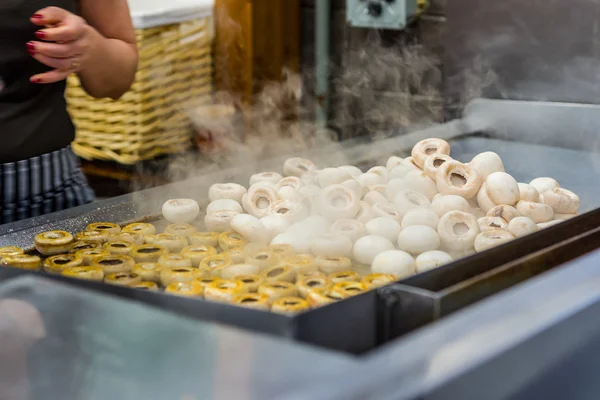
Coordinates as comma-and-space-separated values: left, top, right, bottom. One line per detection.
27, 7, 92, 84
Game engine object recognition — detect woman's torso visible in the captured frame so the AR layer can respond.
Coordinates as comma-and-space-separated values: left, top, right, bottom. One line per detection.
0, 0, 77, 163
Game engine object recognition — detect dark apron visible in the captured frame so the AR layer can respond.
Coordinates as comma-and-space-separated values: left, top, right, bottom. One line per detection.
0, 146, 95, 224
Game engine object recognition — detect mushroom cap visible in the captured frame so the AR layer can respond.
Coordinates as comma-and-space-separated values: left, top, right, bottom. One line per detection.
485, 172, 520, 206
371, 250, 415, 278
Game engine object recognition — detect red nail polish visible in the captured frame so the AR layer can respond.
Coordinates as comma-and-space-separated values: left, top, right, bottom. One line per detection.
31, 78, 42, 83
26, 42, 35, 55
31, 14, 43, 20
35, 31, 46, 40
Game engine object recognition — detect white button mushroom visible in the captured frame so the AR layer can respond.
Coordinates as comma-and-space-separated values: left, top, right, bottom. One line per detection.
476, 183, 496, 213
276, 176, 303, 191
162, 199, 200, 224
367, 166, 390, 183
317, 168, 353, 187
369, 202, 401, 223
415, 250, 453, 273
389, 165, 413, 179
471, 208, 486, 219
430, 195, 471, 217
355, 201, 375, 223
204, 210, 240, 232
366, 217, 402, 243
353, 235, 395, 265
485, 172, 520, 206
436, 160, 482, 199
283, 158, 317, 177
363, 191, 391, 207
402, 157, 422, 171
342, 179, 366, 199
271, 232, 312, 253
411, 138, 451, 169
423, 154, 453, 181
250, 172, 282, 186
507, 216, 539, 238
398, 225, 441, 255
356, 172, 386, 188
330, 219, 367, 243
529, 177, 560, 195
469, 152, 505, 180
486, 205, 520, 222
401, 208, 439, 230
516, 201, 554, 223
478, 216, 508, 232
230, 214, 269, 245
540, 188, 580, 214
538, 220, 564, 229
309, 233, 353, 258
267, 199, 308, 224
371, 250, 415, 279
277, 186, 303, 202
386, 178, 411, 202
386, 156, 404, 170
369, 184, 387, 196
208, 183, 247, 203
260, 215, 291, 240
242, 185, 278, 218
518, 183, 540, 203
206, 198, 243, 215
437, 211, 480, 252
474, 229, 514, 253
393, 189, 431, 218
317, 184, 361, 220
220, 264, 260, 280
338, 165, 363, 178
404, 170, 438, 200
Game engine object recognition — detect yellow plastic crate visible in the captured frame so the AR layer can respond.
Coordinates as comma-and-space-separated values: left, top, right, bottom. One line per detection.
67, 14, 213, 164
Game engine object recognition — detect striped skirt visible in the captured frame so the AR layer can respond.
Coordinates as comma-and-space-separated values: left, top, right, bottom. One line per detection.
0, 146, 95, 224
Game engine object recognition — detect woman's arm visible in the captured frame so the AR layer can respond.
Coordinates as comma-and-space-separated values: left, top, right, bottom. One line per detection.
29, 1, 138, 100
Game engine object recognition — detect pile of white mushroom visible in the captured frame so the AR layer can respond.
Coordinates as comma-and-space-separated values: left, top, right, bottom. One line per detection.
163, 138, 581, 281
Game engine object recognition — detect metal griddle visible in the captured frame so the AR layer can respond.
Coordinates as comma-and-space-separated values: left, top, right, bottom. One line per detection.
1, 100, 599, 355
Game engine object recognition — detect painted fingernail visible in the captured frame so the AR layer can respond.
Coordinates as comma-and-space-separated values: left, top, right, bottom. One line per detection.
31, 14, 43, 20
30, 78, 42, 84
35, 31, 46, 39
26, 42, 36, 55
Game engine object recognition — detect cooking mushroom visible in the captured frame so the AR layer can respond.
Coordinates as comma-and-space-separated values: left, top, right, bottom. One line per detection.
404, 170, 438, 200
437, 211, 480, 252
372, 202, 403, 223
208, 183, 247, 203
220, 263, 261, 280
232, 293, 271, 311
540, 188, 580, 214
206, 198, 243, 214
411, 138, 451, 169
353, 235, 395, 265
386, 156, 404, 170
205, 279, 249, 302
389, 165, 413, 179
317, 184, 361, 220
516, 201, 555, 223
284, 157, 317, 177
371, 250, 415, 278
204, 210, 240, 232
485, 172, 520, 206
415, 250, 453, 273
242, 184, 278, 218
393, 189, 431, 218
478, 216, 508, 232
529, 177, 560, 195
476, 183, 496, 213
518, 183, 540, 202
486, 205, 520, 222
162, 199, 200, 224
230, 214, 270, 245
271, 297, 311, 314
366, 217, 402, 243
317, 168, 352, 187
469, 152, 505, 180
363, 191, 390, 207
430, 195, 471, 217
250, 172, 283, 186
355, 201, 375, 223
474, 229, 514, 253
401, 208, 440, 230
423, 154, 453, 181
398, 225, 441, 255
34, 230, 74, 256
338, 165, 363, 178
436, 161, 482, 199
507, 216, 539, 238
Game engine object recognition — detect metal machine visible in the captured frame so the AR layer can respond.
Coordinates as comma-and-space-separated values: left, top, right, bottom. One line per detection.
2, 0, 600, 398
346, 0, 426, 29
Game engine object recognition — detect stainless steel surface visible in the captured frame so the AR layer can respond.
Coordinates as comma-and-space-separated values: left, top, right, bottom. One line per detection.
444, 0, 600, 108
282, 247, 600, 400
0, 275, 355, 400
